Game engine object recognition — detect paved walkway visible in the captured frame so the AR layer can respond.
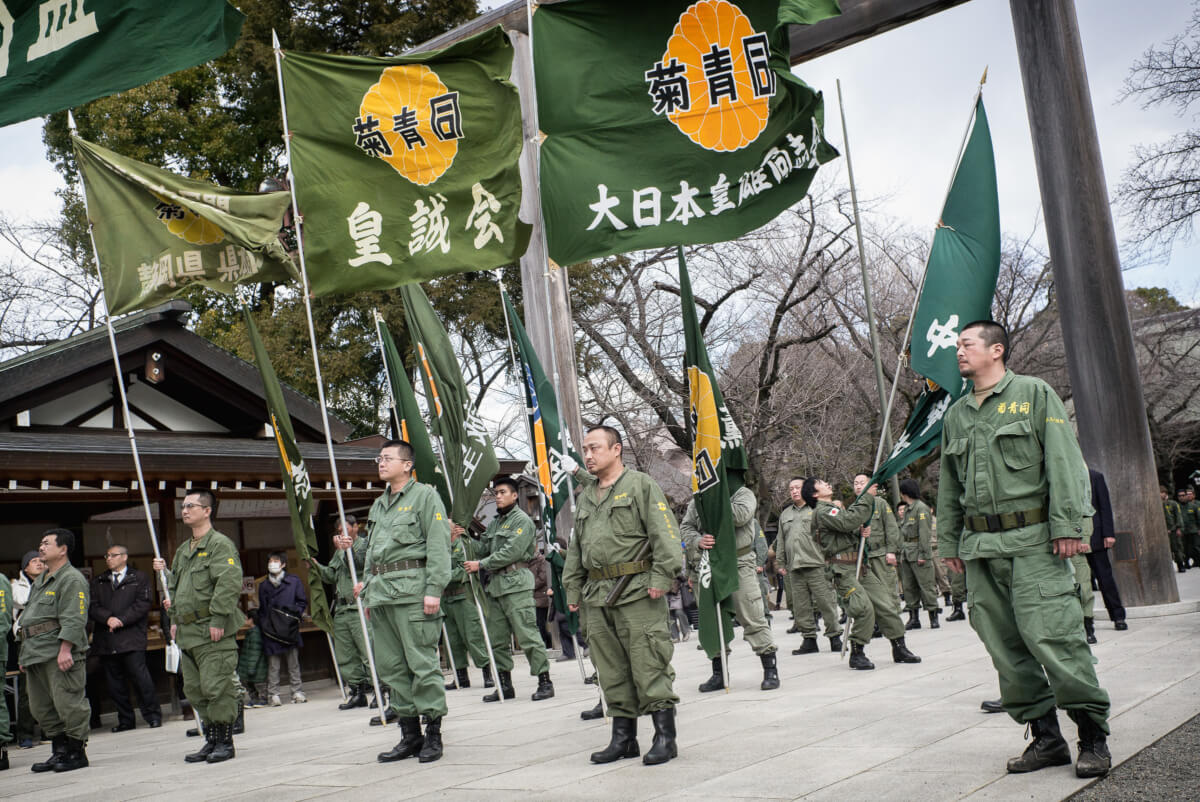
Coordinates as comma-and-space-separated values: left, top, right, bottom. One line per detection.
5, 569, 1199, 801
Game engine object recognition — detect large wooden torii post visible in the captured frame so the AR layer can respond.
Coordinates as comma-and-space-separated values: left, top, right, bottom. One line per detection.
416, 0, 1178, 606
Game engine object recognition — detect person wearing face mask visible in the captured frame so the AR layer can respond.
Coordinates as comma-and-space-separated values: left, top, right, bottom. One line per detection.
257, 552, 307, 706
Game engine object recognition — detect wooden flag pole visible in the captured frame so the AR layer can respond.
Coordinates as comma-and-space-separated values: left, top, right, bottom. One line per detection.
272, 32, 385, 724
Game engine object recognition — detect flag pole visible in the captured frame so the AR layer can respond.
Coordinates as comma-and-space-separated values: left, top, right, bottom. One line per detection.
67, 110, 198, 730
441, 623, 459, 681
272, 31, 384, 723
325, 631, 347, 701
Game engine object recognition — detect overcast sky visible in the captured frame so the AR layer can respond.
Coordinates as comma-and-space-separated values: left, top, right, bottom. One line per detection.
2, 0, 1197, 304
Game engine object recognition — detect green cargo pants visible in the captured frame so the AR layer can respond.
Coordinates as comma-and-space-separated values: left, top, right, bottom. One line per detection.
966, 552, 1110, 731
26, 658, 91, 742
582, 595, 678, 719
899, 554, 939, 611
332, 606, 371, 685
370, 603, 446, 718
862, 556, 906, 639
182, 637, 238, 725
948, 559, 967, 604
829, 564, 873, 646
729, 556, 775, 656
443, 597, 491, 669
1070, 554, 1094, 618
1169, 528, 1185, 564
483, 592, 550, 676
787, 566, 840, 639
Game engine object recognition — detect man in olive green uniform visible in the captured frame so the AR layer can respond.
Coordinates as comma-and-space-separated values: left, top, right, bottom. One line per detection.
852, 476, 917, 651
1070, 553, 1097, 644
894, 478, 940, 629
155, 490, 243, 764
753, 521, 771, 619
777, 477, 841, 654
565, 425, 682, 766
940, 512, 968, 620
938, 320, 1110, 779
442, 523, 492, 690
1161, 486, 1186, 572
464, 477, 554, 702
309, 516, 373, 709
359, 439, 451, 765
1180, 488, 1200, 569
682, 479, 779, 692
19, 529, 91, 773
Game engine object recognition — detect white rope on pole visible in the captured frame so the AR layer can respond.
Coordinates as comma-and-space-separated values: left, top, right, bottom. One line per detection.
272, 32, 384, 725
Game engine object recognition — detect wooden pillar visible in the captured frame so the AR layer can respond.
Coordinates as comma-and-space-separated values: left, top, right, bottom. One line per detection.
1009, 0, 1177, 605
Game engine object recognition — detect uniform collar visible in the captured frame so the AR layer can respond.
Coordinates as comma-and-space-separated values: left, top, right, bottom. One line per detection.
966, 368, 1015, 408
384, 476, 416, 504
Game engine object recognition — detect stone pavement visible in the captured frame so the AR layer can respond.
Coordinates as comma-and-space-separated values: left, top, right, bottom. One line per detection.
5, 569, 1199, 801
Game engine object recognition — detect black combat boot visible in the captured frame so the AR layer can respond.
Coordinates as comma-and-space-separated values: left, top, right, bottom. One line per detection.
1084, 617, 1097, 645
31, 734, 67, 772
848, 642, 874, 670
829, 635, 842, 652
0, 743, 8, 771
184, 724, 214, 764
947, 602, 966, 622
378, 717, 424, 762
697, 656, 725, 693
482, 665, 495, 688
760, 652, 780, 690
581, 702, 604, 721
206, 723, 235, 763
531, 671, 555, 701
1072, 713, 1112, 778
643, 708, 677, 765
904, 609, 921, 630
418, 716, 443, 763
590, 717, 639, 763
786, 623, 801, 634
792, 637, 819, 655
340, 683, 368, 709
981, 699, 1004, 714
234, 701, 245, 734
52, 737, 88, 773
929, 609, 940, 629
891, 637, 922, 663
1006, 709, 1072, 773
483, 670, 515, 702
943, 591, 952, 607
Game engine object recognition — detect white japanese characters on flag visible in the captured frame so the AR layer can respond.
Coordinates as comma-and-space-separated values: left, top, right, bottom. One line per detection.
460, 407, 491, 486
925, 313, 960, 358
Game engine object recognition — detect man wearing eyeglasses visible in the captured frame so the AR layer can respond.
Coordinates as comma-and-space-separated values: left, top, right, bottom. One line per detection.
355, 440, 451, 764
89, 545, 162, 732
152, 490, 243, 764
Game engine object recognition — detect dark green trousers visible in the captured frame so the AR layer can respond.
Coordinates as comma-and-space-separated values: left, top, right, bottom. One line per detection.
861, 557, 906, 639
829, 564, 873, 645
483, 592, 550, 676
182, 637, 238, 725
900, 555, 939, 611
26, 658, 90, 742
786, 566, 840, 638
582, 596, 677, 718
443, 597, 490, 669
371, 603, 446, 718
332, 607, 371, 685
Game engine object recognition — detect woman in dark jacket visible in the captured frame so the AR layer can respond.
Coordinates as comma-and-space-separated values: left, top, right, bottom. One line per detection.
257, 552, 307, 705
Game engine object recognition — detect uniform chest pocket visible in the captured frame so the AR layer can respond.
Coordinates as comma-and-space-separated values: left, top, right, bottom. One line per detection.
607, 496, 640, 535
995, 419, 1040, 471
385, 512, 421, 545
943, 437, 969, 481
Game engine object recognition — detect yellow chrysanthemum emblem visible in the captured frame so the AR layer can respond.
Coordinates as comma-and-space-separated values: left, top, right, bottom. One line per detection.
153, 195, 224, 245
355, 65, 464, 186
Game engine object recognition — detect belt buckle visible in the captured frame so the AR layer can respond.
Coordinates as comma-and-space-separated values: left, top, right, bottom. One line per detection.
985, 513, 1002, 532
1014, 511, 1028, 527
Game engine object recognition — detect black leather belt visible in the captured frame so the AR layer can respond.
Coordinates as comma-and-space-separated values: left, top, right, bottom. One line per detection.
966, 507, 1048, 533
370, 559, 426, 575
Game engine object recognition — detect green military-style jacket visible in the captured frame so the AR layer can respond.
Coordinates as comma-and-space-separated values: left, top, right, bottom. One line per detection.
166, 528, 244, 650
442, 534, 477, 604
0, 573, 10, 638
1182, 500, 1200, 534
776, 503, 823, 570
937, 370, 1092, 560
680, 485, 758, 570
475, 504, 537, 598
900, 499, 934, 562
1163, 498, 1183, 533
311, 537, 367, 608
564, 468, 682, 607
753, 520, 768, 568
866, 495, 900, 558
19, 562, 90, 666
812, 493, 875, 564
363, 477, 451, 607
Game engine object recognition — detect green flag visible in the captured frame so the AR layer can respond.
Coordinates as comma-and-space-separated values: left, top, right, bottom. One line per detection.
0, 0, 243, 128
870, 96, 1000, 488
376, 314, 452, 509
500, 286, 582, 633
242, 306, 332, 636
400, 283, 500, 527
778, 0, 842, 24
278, 27, 530, 295
533, 0, 839, 265
73, 135, 295, 315
679, 247, 744, 659
910, 97, 1001, 395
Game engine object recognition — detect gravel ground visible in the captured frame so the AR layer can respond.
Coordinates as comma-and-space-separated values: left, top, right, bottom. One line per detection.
1069, 712, 1200, 800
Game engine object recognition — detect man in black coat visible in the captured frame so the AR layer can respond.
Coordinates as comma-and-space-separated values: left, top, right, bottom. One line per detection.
89, 545, 163, 730
1086, 469, 1128, 631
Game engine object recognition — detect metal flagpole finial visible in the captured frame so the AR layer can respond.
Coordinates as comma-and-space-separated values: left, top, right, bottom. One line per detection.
980, 66, 988, 86
271, 28, 281, 52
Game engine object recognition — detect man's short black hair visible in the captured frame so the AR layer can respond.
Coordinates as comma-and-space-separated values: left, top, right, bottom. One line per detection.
269, 551, 288, 565
186, 488, 218, 519
586, 424, 622, 448
493, 476, 519, 494
381, 439, 415, 461
962, 319, 1010, 363
899, 478, 921, 499
43, 527, 75, 551
801, 478, 819, 508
